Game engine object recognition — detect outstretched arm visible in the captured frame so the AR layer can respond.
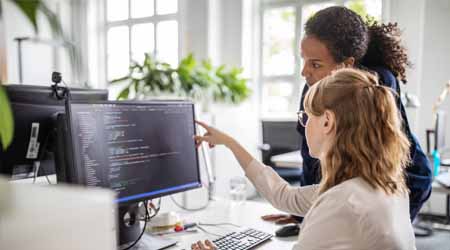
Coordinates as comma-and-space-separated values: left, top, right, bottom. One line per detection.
195, 121, 254, 171
194, 121, 318, 216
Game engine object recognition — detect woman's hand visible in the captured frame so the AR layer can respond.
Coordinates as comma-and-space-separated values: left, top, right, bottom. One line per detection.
194, 121, 234, 148
191, 240, 217, 250
195, 121, 255, 172
261, 214, 298, 224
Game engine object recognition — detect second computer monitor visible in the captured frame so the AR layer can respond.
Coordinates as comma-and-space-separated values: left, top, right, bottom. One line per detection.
63, 100, 202, 203
0, 84, 108, 179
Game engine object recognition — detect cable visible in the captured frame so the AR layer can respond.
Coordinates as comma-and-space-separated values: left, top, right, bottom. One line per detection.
44, 174, 52, 184
122, 201, 150, 250
149, 198, 162, 219
32, 161, 40, 184
31, 119, 55, 185
26, 71, 68, 186
170, 195, 209, 211
39, 165, 52, 184
140, 198, 162, 221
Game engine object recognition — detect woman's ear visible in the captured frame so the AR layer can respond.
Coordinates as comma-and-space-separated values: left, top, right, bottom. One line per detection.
343, 57, 355, 67
335, 57, 355, 70
323, 110, 336, 134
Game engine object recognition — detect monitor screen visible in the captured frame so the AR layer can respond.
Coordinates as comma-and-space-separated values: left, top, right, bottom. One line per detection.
65, 101, 201, 203
0, 84, 108, 179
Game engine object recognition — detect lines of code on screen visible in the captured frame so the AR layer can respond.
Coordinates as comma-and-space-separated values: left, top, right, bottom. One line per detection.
69, 102, 200, 201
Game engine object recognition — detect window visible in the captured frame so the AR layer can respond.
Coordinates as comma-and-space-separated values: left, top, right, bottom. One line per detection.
260, 0, 382, 116
105, 0, 179, 82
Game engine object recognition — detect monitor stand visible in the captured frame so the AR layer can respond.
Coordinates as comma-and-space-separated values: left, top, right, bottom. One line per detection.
118, 203, 177, 250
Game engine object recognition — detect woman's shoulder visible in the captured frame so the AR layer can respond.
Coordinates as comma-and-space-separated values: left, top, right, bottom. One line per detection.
317, 178, 408, 213
314, 178, 370, 208
367, 66, 398, 89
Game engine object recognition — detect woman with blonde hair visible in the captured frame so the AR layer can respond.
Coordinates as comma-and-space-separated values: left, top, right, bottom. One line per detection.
191, 68, 416, 250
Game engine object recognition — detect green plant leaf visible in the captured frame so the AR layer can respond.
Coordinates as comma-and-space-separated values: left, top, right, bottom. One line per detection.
110, 76, 130, 84
117, 88, 130, 100
108, 53, 251, 103
0, 86, 14, 150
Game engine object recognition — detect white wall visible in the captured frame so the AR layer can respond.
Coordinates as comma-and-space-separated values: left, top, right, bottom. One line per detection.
389, 0, 450, 215
0, 2, 5, 82
198, 0, 261, 199
180, 0, 209, 60
419, 0, 450, 149
388, 0, 450, 148
1, 0, 76, 86
417, 0, 450, 215
386, 0, 426, 137
2, 0, 53, 84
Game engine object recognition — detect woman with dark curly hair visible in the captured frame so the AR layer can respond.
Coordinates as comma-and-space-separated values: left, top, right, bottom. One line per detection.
262, 5, 432, 233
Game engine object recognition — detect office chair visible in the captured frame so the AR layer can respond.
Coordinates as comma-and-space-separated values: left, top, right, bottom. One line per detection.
427, 111, 450, 170
259, 120, 303, 184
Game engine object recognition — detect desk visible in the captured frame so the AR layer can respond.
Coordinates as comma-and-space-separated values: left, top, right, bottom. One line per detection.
433, 181, 450, 195
270, 151, 302, 168
154, 198, 297, 250
431, 180, 450, 224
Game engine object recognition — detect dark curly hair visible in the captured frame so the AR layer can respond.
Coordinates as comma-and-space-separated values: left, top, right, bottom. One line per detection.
304, 6, 411, 83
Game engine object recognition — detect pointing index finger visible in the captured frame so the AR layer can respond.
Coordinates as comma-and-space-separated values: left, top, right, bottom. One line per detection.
195, 120, 210, 130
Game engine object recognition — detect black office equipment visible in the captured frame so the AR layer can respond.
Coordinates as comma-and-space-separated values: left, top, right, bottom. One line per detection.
275, 224, 300, 237
56, 100, 202, 248
0, 84, 108, 179
260, 120, 303, 183
426, 111, 450, 170
426, 111, 448, 156
212, 228, 273, 250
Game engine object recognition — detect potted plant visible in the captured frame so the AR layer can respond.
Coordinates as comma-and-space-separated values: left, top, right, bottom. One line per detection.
0, 86, 12, 150
110, 53, 251, 109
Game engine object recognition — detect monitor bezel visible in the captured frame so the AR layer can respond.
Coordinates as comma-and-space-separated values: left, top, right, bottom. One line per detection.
65, 99, 202, 204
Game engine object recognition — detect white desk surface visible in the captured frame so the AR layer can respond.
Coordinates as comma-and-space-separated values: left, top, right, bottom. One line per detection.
270, 150, 302, 169
432, 181, 450, 195
154, 198, 297, 250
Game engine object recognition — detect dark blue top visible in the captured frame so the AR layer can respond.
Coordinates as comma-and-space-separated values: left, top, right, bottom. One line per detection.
296, 66, 432, 221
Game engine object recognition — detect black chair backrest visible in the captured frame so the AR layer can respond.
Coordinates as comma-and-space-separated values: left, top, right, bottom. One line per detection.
261, 120, 302, 166
436, 111, 447, 151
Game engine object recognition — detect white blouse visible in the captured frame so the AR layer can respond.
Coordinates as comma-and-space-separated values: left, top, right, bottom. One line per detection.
245, 159, 416, 250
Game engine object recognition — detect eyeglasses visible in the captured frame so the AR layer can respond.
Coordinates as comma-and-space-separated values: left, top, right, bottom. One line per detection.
297, 110, 308, 127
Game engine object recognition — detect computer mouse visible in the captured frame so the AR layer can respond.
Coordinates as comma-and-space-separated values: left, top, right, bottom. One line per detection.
275, 224, 300, 237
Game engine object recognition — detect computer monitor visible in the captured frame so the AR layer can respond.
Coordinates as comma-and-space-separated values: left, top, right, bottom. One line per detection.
0, 84, 108, 179
57, 100, 202, 247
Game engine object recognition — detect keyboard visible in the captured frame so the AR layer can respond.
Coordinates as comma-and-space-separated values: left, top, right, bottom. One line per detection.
212, 228, 273, 250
